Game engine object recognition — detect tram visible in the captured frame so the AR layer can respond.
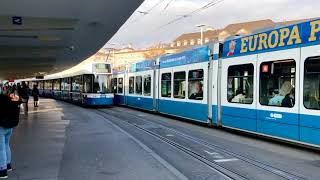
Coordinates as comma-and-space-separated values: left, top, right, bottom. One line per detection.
113, 18, 320, 148
24, 62, 114, 106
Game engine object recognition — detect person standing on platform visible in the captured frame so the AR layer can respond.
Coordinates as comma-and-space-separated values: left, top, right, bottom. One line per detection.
0, 93, 21, 178
32, 85, 39, 107
19, 82, 30, 112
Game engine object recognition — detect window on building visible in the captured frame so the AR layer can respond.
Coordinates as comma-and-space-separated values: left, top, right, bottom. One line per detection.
304, 57, 320, 110
228, 64, 254, 104
183, 40, 188, 46
188, 69, 204, 100
161, 73, 172, 98
111, 78, 117, 93
205, 38, 210, 43
144, 75, 152, 96
174, 71, 186, 99
260, 60, 296, 108
190, 39, 195, 45
118, 78, 123, 94
177, 41, 181, 47
129, 77, 134, 94
135, 76, 142, 94
170, 43, 175, 48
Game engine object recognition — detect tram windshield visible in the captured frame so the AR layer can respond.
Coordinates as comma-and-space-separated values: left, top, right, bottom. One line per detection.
83, 74, 112, 94
95, 75, 112, 93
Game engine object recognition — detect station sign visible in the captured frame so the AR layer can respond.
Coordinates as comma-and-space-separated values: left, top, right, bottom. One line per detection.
12, 16, 22, 25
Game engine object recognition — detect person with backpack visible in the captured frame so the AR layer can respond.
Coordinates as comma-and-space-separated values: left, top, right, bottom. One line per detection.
0, 93, 21, 178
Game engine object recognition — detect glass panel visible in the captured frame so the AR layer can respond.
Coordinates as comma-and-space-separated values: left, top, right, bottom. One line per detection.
83, 75, 93, 93
53, 79, 61, 90
174, 71, 186, 99
111, 78, 117, 93
118, 78, 123, 94
65, 78, 71, 91
304, 57, 320, 110
129, 77, 134, 94
94, 63, 112, 73
72, 76, 82, 92
227, 64, 254, 104
93, 75, 112, 93
144, 75, 152, 96
260, 60, 296, 108
161, 73, 172, 98
188, 69, 204, 100
135, 76, 142, 95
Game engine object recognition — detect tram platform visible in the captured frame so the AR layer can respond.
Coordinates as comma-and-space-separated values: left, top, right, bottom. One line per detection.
7, 98, 320, 180
8, 99, 182, 180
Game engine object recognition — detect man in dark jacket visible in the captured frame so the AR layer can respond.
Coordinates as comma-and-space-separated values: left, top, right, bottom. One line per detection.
0, 94, 20, 178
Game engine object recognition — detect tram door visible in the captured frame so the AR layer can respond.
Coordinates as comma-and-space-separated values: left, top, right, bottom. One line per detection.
220, 54, 258, 132
299, 45, 320, 145
257, 48, 300, 141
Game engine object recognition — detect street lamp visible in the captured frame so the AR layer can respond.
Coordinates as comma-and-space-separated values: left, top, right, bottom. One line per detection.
196, 24, 206, 45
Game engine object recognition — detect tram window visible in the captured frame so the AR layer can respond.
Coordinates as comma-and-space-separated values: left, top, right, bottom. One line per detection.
161, 73, 172, 98
304, 57, 320, 110
260, 60, 296, 108
118, 78, 123, 94
174, 71, 186, 99
144, 75, 152, 96
111, 78, 117, 93
84, 75, 93, 93
188, 69, 204, 100
135, 76, 142, 95
72, 76, 83, 92
227, 64, 254, 104
129, 77, 134, 94
53, 79, 61, 91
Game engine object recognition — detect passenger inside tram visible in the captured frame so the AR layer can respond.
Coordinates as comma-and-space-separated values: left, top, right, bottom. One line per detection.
268, 81, 294, 107
189, 81, 203, 100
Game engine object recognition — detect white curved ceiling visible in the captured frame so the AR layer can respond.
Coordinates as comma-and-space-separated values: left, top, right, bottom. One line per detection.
0, 0, 144, 79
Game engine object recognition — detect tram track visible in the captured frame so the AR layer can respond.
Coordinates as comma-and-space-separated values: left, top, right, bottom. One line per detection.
96, 109, 245, 180
100, 107, 308, 180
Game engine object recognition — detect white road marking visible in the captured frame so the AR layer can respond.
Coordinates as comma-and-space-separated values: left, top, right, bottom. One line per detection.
20, 108, 63, 114
204, 150, 220, 155
214, 158, 239, 163
166, 134, 174, 137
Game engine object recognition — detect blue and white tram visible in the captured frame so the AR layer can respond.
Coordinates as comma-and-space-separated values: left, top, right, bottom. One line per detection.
28, 62, 114, 106
113, 19, 320, 148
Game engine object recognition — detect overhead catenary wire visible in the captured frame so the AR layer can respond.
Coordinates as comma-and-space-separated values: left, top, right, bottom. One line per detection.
155, 0, 225, 30
163, 0, 175, 10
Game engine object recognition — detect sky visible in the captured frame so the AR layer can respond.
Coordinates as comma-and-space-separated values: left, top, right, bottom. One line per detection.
106, 0, 320, 49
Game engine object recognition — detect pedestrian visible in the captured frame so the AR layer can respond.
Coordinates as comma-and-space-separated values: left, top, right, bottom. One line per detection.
0, 93, 21, 178
32, 85, 39, 107
19, 82, 29, 112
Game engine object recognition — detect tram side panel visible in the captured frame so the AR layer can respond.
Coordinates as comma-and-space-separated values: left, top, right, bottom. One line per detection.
210, 43, 220, 125
257, 48, 301, 141
220, 54, 258, 132
299, 45, 320, 145
126, 70, 155, 111
114, 74, 126, 105
158, 62, 209, 123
